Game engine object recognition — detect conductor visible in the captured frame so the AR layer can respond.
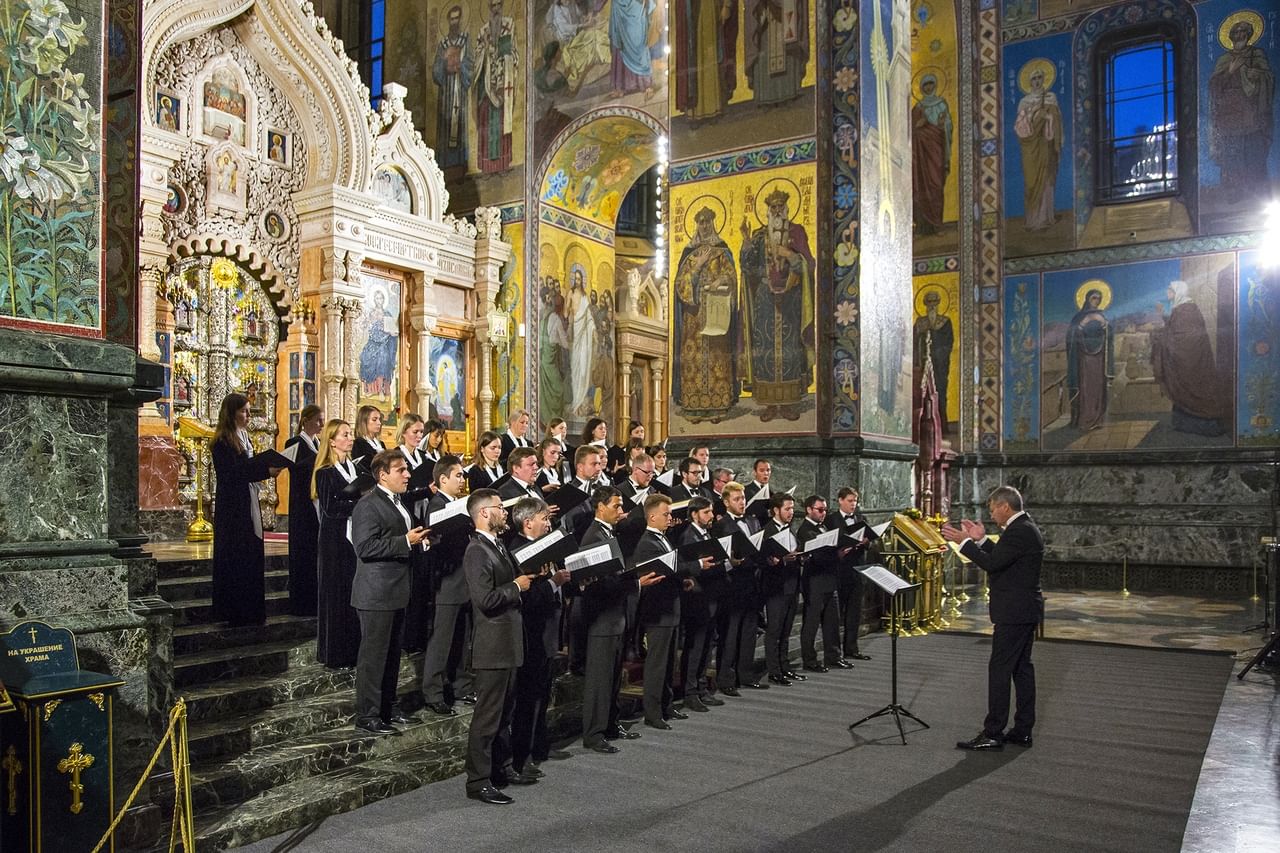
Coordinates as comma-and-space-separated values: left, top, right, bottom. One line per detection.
942, 485, 1044, 750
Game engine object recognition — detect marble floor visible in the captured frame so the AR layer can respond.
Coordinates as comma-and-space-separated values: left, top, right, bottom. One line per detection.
941, 586, 1278, 853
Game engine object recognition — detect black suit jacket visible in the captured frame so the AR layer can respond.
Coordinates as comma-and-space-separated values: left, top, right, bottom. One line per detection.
712, 514, 761, 607
633, 529, 697, 627
498, 477, 542, 503
825, 510, 873, 570
464, 533, 524, 669
579, 521, 630, 636
959, 514, 1045, 625
350, 489, 416, 610
759, 519, 800, 598
466, 463, 504, 493
513, 534, 564, 658
426, 491, 472, 605
352, 437, 385, 467
678, 523, 727, 599
796, 518, 839, 594
670, 482, 712, 503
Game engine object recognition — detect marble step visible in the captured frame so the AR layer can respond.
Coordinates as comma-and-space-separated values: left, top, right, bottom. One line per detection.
178, 653, 421, 724
160, 568, 291, 605
186, 686, 359, 764
175, 637, 317, 689
173, 614, 317, 658
187, 697, 582, 850
190, 698, 472, 818
155, 553, 289, 580
168, 589, 295, 627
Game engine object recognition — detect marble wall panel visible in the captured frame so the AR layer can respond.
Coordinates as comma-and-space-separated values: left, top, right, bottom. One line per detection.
0, 564, 129, 617
139, 435, 184, 510
0, 392, 109, 544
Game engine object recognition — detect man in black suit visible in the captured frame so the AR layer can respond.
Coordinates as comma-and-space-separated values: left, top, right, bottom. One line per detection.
420, 457, 475, 716
708, 467, 734, 518
796, 495, 850, 672
499, 447, 544, 504
677, 496, 727, 712
633, 494, 714, 729
559, 445, 607, 542
943, 485, 1045, 751
350, 451, 430, 734
761, 493, 805, 686
828, 487, 873, 661
711, 482, 767, 694
742, 459, 773, 505
463, 489, 536, 804
579, 487, 662, 752
507, 497, 571, 776
670, 456, 712, 503
498, 409, 533, 465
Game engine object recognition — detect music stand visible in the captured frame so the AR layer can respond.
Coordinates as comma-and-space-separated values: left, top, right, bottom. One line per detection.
849, 565, 929, 744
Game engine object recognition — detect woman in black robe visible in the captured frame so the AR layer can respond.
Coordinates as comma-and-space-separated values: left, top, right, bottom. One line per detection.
466, 430, 505, 492
313, 419, 367, 668
211, 393, 281, 627
351, 404, 386, 466
284, 404, 323, 616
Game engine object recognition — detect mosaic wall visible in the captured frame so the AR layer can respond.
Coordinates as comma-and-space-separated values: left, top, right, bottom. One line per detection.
0, 0, 105, 334
667, 148, 818, 435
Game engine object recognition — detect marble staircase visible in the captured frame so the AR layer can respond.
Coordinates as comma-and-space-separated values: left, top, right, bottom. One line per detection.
143, 554, 581, 851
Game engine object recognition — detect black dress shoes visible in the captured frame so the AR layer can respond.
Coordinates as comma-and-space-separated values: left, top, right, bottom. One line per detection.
784, 670, 807, 681
956, 733, 1004, 751
354, 718, 396, 735
803, 663, 828, 673
742, 680, 770, 689
1003, 732, 1033, 747
604, 726, 640, 740
767, 675, 792, 686
425, 702, 456, 716
467, 786, 513, 805
545, 749, 574, 759
586, 741, 621, 754
645, 719, 673, 731
664, 708, 689, 720
517, 764, 546, 778
847, 652, 872, 661
720, 686, 742, 697
700, 694, 725, 707
388, 712, 420, 725
684, 696, 710, 712
456, 693, 478, 705
830, 659, 855, 669
509, 770, 540, 785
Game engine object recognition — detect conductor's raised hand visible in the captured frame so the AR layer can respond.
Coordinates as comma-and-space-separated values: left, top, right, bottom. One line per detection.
940, 523, 966, 543
961, 519, 987, 540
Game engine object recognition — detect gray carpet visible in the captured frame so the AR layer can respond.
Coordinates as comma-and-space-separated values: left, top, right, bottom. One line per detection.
242, 633, 1232, 853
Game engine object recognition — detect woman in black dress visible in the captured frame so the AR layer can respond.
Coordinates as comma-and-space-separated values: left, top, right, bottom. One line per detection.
211, 393, 282, 627
313, 419, 366, 668
284, 404, 323, 616
534, 439, 564, 495
422, 418, 447, 468
545, 418, 573, 481
466, 430, 505, 492
609, 420, 645, 482
351, 404, 386, 466
396, 413, 435, 653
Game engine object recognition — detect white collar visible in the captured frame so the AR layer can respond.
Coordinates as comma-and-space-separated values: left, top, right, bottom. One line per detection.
1002, 511, 1026, 529
477, 529, 499, 546
335, 458, 358, 481
377, 484, 401, 502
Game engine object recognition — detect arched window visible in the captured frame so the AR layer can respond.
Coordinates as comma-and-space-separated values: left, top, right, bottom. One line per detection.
1095, 28, 1179, 202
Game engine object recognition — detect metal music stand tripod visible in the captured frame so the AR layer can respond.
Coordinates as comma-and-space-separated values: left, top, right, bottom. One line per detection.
849, 568, 929, 744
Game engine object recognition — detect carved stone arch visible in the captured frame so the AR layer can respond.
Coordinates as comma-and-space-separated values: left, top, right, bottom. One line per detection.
170, 234, 291, 311
143, 0, 376, 191
369, 95, 449, 221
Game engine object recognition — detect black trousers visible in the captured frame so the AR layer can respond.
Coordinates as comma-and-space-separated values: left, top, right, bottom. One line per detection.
568, 597, 588, 673
717, 602, 759, 688
355, 608, 404, 724
764, 593, 799, 678
800, 586, 841, 665
420, 601, 474, 703
582, 632, 623, 746
680, 599, 719, 698
641, 623, 677, 723
511, 652, 552, 770
838, 569, 865, 655
465, 667, 517, 791
984, 622, 1037, 738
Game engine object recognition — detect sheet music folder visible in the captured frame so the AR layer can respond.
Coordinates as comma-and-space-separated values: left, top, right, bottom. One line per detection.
563, 538, 626, 582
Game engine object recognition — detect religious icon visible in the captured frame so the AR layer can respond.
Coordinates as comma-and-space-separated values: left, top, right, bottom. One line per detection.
163, 185, 184, 214
201, 66, 247, 144
263, 211, 286, 240
266, 129, 288, 165
155, 93, 180, 131
1013, 58, 1063, 232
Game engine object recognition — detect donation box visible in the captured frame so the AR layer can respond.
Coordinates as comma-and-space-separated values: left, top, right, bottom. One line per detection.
0, 620, 124, 853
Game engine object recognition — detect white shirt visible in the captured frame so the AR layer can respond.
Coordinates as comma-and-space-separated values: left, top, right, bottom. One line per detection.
507, 430, 528, 448
299, 432, 319, 453
376, 484, 421, 549
399, 445, 423, 468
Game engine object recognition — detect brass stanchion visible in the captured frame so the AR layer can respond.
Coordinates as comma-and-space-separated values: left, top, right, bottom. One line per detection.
1251, 553, 1261, 602
177, 418, 214, 542
1121, 556, 1130, 597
